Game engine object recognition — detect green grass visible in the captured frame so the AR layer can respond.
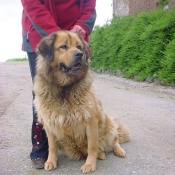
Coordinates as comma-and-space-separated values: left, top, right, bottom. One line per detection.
6, 58, 28, 62
90, 8, 175, 86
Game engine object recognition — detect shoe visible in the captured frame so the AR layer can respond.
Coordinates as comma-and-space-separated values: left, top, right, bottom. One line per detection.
32, 158, 47, 169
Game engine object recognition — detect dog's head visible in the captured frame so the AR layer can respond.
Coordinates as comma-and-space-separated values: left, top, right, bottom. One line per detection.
36, 31, 90, 87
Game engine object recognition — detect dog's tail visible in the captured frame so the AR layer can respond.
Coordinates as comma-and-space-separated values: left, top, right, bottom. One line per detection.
116, 120, 130, 144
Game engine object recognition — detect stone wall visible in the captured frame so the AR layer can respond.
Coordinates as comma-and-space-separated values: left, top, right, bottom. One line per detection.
129, 0, 158, 15
169, 0, 175, 6
113, 0, 129, 16
113, 0, 175, 16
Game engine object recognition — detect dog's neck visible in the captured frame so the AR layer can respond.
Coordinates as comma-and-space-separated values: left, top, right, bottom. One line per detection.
34, 70, 93, 101
59, 71, 93, 99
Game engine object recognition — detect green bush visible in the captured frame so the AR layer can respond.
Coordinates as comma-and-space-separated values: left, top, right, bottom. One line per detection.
158, 36, 175, 84
157, 0, 169, 8
90, 9, 175, 85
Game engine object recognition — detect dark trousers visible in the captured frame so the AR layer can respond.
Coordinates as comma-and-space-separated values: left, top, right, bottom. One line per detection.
27, 52, 48, 159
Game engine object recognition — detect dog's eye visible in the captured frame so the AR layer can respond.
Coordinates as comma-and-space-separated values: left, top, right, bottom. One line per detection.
60, 45, 68, 50
77, 45, 81, 50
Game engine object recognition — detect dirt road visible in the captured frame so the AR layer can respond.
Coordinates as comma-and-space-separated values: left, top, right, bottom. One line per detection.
0, 62, 175, 175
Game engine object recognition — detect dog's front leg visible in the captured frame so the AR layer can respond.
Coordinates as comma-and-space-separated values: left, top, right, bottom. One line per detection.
44, 124, 58, 171
81, 119, 98, 173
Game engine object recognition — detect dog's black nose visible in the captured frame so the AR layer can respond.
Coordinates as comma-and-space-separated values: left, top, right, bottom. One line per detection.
74, 51, 83, 58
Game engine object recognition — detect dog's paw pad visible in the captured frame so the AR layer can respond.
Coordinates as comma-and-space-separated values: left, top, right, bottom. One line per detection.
45, 161, 57, 171
81, 164, 96, 173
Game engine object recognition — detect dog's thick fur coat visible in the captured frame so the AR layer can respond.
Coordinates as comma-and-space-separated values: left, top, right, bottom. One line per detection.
34, 31, 130, 173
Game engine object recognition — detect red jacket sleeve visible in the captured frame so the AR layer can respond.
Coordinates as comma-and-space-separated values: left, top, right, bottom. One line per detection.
75, 0, 96, 36
21, 0, 60, 37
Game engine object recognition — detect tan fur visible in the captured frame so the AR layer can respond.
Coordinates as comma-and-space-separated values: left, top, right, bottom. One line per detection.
34, 31, 130, 173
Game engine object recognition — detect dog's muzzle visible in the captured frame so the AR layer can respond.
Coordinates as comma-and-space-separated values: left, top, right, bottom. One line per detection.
60, 51, 83, 74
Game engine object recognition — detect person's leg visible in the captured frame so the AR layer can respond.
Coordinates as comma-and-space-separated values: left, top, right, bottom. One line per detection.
27, 52, 48, 168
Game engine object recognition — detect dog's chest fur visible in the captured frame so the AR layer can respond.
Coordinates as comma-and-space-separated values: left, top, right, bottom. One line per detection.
37, 82, 95, 160
50, 113, 89, 160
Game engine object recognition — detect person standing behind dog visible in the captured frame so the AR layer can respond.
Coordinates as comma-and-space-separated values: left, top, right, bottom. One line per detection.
21, 0, 96, 169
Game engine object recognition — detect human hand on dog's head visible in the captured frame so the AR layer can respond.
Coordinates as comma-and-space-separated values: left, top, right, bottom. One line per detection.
70, 25, 86, 37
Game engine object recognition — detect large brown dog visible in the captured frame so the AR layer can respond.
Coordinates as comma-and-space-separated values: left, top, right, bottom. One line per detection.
34, 31, 130, 173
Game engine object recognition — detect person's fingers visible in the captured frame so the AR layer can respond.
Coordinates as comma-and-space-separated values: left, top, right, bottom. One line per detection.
70, 25, 86, 36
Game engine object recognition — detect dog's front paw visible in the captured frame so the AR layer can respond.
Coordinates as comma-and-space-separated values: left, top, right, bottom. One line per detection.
81, 163, 96, 173
45, 161, 57, 171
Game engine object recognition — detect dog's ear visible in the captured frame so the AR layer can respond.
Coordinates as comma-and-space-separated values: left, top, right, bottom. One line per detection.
78, 34, 90, 59
36, 32, 57, 61
84, 42, 90, 60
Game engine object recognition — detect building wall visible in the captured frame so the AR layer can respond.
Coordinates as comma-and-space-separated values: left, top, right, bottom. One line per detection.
113, 0, 175, 16
113, 0, 129, 16
129, 0, 158, 15
169, 0, 175, 6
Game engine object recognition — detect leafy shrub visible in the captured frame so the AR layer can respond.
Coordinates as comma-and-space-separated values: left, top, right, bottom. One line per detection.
90, 9, 175, 85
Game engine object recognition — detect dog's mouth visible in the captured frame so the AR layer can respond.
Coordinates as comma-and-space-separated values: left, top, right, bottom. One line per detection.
60, 62, 82, 73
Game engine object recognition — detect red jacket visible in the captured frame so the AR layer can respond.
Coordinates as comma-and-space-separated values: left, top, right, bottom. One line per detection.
21, 0, 96, 52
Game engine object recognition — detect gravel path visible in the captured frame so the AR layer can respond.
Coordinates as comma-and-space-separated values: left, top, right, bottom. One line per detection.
0, 62, 175, 175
